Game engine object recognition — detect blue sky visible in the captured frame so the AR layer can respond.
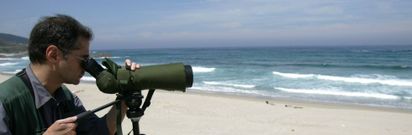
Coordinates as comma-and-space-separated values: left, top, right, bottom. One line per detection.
1, 0, 411, 49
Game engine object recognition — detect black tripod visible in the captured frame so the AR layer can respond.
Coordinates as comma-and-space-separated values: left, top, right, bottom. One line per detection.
124, 89, 155, 135
77, 89, 156, 135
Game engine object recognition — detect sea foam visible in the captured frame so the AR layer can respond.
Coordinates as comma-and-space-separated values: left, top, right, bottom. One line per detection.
273, 71, 412, 87
203, 81, 255, 89
193, 66, 215, 73
0, 62, 19, 66
1, 69, 22, 74
275, 87, 399, 100
81, 76, 96, 81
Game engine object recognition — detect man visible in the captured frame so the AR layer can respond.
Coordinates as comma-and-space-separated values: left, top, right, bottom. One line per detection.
0, 14, 138, 135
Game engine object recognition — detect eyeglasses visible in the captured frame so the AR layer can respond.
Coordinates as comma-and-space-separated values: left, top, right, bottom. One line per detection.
56, 47, 90, 69
71, 55, 90, 69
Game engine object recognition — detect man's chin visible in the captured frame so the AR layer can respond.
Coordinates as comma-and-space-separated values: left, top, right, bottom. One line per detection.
67, 79, 81, 85
73, 81, 81, 85
74, 76, 83, 84
75, 78, 82, 85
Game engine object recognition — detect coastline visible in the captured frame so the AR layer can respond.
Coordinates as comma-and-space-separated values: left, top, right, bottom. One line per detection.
1, 73, 412, 134
187, 89, 412, 114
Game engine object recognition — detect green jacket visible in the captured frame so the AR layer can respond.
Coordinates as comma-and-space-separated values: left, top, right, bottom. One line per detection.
0, 75, 74, 135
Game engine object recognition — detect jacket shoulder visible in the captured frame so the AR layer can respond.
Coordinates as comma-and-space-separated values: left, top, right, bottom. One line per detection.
0, 76, 28, 100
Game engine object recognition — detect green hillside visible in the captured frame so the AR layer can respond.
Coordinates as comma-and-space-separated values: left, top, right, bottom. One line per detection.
0, 33, 28, 56
0, 33, 28, 44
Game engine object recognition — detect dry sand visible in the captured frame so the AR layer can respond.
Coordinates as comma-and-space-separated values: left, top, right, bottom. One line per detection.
1, 74, 412, 135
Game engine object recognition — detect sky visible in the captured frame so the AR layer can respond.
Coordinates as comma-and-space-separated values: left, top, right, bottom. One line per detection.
1, 0, 412, 49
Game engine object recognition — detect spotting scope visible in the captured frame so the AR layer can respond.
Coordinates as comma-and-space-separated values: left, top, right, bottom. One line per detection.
83, 58, 193, 94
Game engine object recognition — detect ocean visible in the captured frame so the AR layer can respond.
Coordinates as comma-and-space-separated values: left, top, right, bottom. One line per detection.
1, 46, 412, 109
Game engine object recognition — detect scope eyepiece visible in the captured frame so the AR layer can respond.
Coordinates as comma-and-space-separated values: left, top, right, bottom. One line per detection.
184, 65, 193, 87
84, 58, 104, 78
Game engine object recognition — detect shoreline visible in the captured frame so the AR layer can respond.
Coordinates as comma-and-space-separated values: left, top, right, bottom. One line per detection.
187, 89, 412, 114
81, 79, 412, 113
78, 78, 412, 113
1, 73, 412, 134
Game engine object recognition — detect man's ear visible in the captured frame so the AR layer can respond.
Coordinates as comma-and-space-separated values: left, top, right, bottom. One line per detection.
45, 45, 62, 64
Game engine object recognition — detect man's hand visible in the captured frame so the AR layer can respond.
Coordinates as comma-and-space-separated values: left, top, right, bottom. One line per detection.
125, 59, 140, 71
43, 116, 77, 135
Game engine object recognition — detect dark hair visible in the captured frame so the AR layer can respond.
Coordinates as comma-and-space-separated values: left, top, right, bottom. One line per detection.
28, 14, 93, 64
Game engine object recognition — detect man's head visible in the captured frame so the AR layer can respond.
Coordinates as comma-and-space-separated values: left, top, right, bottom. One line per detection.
29, 14, 92, 64
29, 14, 93, 84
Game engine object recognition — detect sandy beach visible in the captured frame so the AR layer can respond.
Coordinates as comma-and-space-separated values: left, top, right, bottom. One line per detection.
1, 73, 412, 135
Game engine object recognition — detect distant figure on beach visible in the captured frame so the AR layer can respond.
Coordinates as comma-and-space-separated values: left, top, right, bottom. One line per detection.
0, 14, 139, 135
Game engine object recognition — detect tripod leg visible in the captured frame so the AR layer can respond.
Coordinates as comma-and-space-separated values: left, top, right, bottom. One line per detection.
132, 121, 141, 135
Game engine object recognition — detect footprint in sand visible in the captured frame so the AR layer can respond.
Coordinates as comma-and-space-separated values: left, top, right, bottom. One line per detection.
285, 104, 304, 109
265, 100, 276, 105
